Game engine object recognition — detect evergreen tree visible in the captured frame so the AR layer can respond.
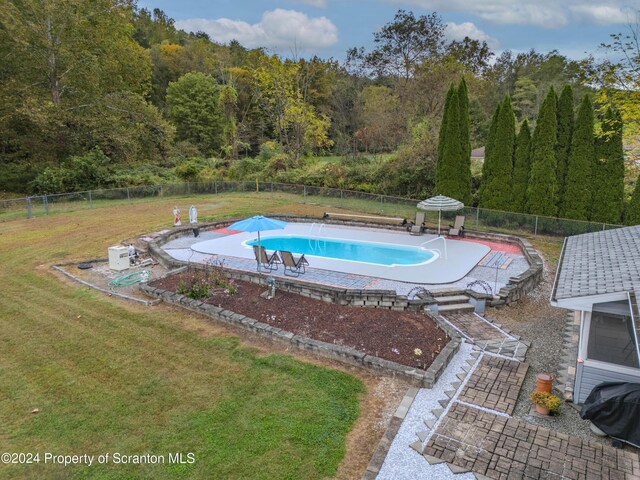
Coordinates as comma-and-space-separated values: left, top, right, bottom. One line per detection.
457, 78, 472, 204
480, 97, 516, 210
559, 95, 594, 220
590, 107, 625, 224
478, 102, 501, 204
511, 120, 531, 213
555, 85, 574, 207
527, 87, 558, 216
437, 84, 456, 166
625, 178, 640, 226
435, 80, 471, 202
435, 85, 463, 198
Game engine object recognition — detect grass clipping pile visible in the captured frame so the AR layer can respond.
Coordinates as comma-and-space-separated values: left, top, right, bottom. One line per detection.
151, 269, 449, 371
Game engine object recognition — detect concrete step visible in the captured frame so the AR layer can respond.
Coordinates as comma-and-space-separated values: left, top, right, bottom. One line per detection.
433, 294, 470, 305
437, 303, 475, 313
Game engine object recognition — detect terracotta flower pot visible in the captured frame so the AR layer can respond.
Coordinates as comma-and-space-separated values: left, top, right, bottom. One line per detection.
536, 373, 553, 393
535, 404, 550, 415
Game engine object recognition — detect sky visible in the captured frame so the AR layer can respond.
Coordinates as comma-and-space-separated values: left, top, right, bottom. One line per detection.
137, 0, 638, 61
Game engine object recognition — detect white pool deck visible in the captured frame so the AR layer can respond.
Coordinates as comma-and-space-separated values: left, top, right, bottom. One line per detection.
188, 223, 490, 284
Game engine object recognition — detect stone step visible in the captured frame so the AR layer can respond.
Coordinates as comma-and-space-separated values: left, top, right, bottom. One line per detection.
438, 303, 475, 313
433, 294, 470, 305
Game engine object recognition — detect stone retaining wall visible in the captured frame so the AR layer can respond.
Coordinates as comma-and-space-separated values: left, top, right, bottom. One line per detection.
146, 215, 543, 309
140, 283, 461, 387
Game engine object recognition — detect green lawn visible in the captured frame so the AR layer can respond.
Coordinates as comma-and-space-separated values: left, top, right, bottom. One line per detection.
0, 195, 364, 479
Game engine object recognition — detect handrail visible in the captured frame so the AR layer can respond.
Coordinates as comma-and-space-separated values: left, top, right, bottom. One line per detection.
420, 236, 448, 260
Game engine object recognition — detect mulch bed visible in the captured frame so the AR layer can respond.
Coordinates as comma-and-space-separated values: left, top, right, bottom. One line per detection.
150, 271, 449, 371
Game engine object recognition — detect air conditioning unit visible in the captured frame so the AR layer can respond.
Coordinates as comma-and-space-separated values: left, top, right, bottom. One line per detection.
108, 246, 129, 271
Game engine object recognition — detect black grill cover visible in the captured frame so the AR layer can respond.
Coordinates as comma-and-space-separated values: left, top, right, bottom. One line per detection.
580, 382, 640, 447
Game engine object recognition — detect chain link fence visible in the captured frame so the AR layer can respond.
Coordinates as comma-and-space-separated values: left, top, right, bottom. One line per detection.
0, 181, 622, 237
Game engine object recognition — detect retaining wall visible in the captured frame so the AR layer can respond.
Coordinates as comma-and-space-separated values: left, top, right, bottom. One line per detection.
140, 283, 460, 387
146, 215, 543, 309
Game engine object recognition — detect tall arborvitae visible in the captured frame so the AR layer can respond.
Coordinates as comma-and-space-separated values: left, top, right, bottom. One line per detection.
437, 84, 456, 167
478, 102, 501, 204
555, 85, 574, 207
559, 95, 594, 220
435, 84, 463, 198
457, 78, 472, 204
527, 87, 558, 216
625, 179, 640, 225
590, 107, 625, 224
511, 120, 531, 213
479, 96, 516, 210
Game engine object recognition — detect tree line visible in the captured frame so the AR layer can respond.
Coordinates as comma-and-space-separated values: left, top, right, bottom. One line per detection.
0, 2, 638, 223
436, 83, 630, 224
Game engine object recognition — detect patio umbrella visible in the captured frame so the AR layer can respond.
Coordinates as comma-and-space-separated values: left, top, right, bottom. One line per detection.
227, 215, 287, 271
417, 195, 464, 235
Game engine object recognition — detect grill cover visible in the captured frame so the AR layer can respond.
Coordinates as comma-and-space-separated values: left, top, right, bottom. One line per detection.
580, 382, 640, 447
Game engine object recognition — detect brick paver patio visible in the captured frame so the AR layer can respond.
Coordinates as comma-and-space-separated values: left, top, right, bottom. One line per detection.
424, 403, 640, 480
444, 312, 512, 341
458, 355, 528, 415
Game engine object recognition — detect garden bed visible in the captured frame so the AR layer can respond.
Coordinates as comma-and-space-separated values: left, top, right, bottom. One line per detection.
150, 270, 449, 371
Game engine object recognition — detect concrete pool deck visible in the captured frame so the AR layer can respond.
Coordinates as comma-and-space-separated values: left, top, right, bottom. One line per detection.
159, 223, 529, 294
189, 223, 489, 284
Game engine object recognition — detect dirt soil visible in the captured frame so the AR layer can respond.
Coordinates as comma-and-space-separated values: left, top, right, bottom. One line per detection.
150, 271, 449, 371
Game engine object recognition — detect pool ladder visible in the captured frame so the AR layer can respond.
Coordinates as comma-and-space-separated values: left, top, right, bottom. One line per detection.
420, 236, 448, 260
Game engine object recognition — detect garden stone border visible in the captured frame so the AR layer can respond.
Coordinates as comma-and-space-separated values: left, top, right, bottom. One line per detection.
140, 282, 462, 388
145, 215, 543, 309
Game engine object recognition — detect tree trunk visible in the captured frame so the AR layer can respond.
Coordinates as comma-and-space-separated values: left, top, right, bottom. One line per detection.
45, 12, 61, 105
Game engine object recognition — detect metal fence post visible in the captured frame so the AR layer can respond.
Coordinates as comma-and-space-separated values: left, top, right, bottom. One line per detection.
88, 190, 93, 208
26, 197, 32, 219
476, 207, 479, 230
127, 187, 131, 204
43, 195, 49, 215
534, 215, 538, 237
214, 182, 218, 194
303, 185, 307, 203
379, 195, 383, 212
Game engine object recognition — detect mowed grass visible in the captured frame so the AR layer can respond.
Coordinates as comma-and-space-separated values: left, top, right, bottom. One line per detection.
0, 194, 365, 479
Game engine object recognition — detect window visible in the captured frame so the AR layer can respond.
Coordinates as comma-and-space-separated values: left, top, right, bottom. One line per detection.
587, 308, 639, 368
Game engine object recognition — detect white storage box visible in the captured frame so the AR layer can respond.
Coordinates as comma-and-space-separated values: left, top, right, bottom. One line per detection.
108, 246, 130, 271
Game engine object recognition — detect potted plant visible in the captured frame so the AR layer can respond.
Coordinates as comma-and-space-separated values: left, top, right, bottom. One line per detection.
530, 391, 561, 415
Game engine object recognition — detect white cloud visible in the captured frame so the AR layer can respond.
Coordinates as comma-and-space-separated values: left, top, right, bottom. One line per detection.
392, 0, 633, 28
175, 9, 338, 50
569, 5, 633, 25
445, 22, 500, 48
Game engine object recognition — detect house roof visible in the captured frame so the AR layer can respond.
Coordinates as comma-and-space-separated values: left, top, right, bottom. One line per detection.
552, 225, 640, 302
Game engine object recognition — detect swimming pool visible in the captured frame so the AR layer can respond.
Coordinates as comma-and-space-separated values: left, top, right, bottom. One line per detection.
187, 223, 491, 284
247, 236, 437, 266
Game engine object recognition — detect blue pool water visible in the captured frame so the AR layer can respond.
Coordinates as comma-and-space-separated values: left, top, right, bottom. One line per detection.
247, 236, 435, 266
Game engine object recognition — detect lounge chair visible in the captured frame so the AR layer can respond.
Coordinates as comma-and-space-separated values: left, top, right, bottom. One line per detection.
410, 211, 426, 236
279, 250, 309, 276
253, 245, 280, 271
449, 215, 465, 237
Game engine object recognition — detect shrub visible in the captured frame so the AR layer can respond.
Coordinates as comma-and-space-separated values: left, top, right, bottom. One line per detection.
530, 391, 561, 413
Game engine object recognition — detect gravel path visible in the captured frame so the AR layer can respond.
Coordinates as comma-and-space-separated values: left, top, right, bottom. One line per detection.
377, 342, 475, 480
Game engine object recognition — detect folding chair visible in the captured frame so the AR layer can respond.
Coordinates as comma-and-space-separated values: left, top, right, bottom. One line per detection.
253, 245, 280, 271
449, 215, 466, 237
279, 250, 309, 277
410, 211, 426, 236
